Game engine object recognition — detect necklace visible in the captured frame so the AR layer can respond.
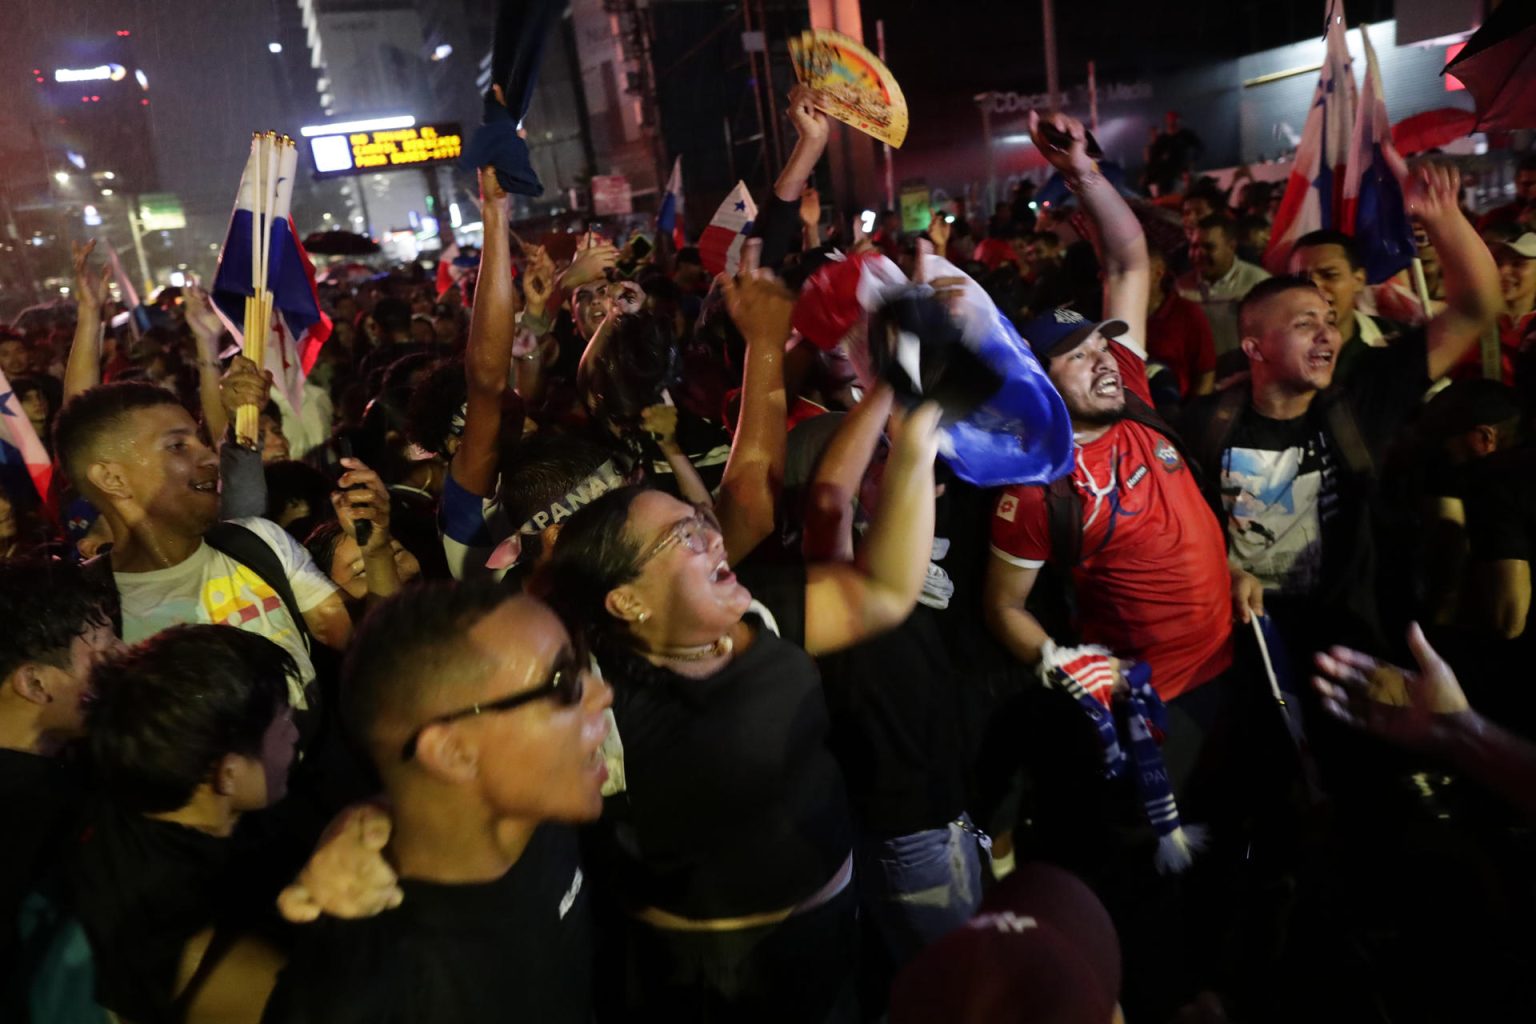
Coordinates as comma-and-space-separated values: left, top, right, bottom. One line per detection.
653, 634, 734, 663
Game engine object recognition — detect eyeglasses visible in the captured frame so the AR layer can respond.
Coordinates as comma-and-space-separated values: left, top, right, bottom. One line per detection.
400, 650, 587, 761
633, 504, 722, 571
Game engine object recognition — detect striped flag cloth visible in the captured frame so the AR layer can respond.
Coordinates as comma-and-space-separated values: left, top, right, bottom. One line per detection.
1341, 22, 1415, 283
698, 181, 756, 277
656, 156, 686, 249
211, 139, 333, 411
0, 367, 53, 505
1262, 0, 1357, 274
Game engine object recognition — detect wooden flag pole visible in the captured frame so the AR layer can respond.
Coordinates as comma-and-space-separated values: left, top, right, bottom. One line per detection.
237, 132, 277, 447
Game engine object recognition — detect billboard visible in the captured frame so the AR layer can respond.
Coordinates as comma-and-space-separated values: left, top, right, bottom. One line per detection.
305, 121, 463, 179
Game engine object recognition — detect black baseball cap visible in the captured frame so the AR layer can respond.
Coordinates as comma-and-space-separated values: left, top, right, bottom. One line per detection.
1019, 306, 1129, 363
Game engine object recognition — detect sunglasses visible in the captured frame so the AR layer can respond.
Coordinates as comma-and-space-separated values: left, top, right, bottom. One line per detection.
400, 649, 587, 761
634, 504, 722, 571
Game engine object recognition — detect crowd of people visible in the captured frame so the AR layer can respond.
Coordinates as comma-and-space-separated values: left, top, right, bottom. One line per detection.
4, 80, 1536, 1024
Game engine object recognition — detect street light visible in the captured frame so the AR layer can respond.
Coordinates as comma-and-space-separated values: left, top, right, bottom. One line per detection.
53, 171, 69, 185
102, 171, 115, 180
268, 42, 283, 54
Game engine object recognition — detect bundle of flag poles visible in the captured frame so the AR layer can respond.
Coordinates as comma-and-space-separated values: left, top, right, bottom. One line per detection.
237, 132, 286, 447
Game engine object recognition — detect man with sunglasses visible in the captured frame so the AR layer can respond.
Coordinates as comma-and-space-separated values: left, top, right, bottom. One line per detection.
262, 583, 612, 1024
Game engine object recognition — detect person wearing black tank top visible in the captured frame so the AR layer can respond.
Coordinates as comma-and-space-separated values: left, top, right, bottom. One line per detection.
532, 402, 941, 1023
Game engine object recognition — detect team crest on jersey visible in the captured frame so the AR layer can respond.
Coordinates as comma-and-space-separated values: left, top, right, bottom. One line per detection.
1154, 440, 1182, 472
996, 493, 1019, 522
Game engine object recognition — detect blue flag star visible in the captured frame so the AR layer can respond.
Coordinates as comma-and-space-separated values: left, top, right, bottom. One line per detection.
0, 391, 15, 416
734, 200, 746, 212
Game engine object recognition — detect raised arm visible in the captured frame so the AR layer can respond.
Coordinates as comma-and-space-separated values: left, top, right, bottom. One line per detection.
510, 243, 557, 406
716, 269, 792, 563
757, 87, 831, 271
641, 402, 714, 507
454, 166, 518, 498
1382, 149, 1503, 380
185, 284, 231, 441
801, 384, 894, 563
802, 401, 940, 656
1029, 109, 1150, 343
64, 240, 112, 401
775, 86, 830, 204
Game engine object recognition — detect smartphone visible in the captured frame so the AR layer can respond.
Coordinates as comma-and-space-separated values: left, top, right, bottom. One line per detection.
335, 438, 373, 547
1036, 120, 1106, 160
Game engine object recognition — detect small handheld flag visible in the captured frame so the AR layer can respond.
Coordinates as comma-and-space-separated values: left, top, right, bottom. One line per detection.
698, 182, 757, 277
657, 156, 685, 250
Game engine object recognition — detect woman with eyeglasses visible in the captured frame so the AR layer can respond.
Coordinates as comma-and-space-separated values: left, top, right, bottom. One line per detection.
532, 401, 942, 1022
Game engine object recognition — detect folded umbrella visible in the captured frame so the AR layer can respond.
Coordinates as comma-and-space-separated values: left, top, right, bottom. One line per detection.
460, 0, 563, 196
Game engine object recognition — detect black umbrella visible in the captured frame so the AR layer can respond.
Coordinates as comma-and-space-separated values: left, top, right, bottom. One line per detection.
1444, 0, 1536, 132
302, 230, 381, 256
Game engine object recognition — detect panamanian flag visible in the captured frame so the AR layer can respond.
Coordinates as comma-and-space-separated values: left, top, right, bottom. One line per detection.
698, 181, 756, 277
1262, 0, 1357, 275
0, 367, 53, 506
211, 138, 333, 411
1341, 22, 1415, 284
656, 156, 686, 250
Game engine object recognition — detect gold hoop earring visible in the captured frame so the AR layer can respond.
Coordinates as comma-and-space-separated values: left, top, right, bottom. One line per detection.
637, 611, 650, 624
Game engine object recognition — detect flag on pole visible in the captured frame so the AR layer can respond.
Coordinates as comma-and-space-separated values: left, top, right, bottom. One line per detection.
698, 181, 756, 277
0, 367, 53, 506
102, 241, 151, 335
657, 156, 686, 249
1262, 0, 1357, 275
1341, 23, 1415, 284
212, 138, 332, 411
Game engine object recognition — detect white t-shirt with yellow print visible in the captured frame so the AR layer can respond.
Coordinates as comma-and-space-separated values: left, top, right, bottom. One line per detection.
114, 517, 339, 708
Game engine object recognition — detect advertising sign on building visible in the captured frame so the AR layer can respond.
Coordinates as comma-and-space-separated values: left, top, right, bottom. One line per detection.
591, 174, 633, 217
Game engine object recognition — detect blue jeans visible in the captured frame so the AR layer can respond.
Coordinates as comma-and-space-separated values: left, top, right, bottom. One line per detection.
856, 815, 986, 966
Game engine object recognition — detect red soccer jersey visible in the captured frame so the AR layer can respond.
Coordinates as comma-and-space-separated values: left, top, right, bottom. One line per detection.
990, 338, 1232, 698
1145, 291, 1216, 398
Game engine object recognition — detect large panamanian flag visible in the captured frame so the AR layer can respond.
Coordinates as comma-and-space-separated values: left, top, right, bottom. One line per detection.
1262, 0, 1358, 275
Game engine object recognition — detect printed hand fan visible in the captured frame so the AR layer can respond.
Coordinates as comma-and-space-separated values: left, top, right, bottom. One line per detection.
790, 29, 908, 148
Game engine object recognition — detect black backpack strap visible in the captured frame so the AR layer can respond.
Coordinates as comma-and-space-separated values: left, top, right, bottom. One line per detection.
203, 521, 314, 651
1319, 392, 1375, 479
1043, 475, 1083, 568
1194, 385, 1250, 480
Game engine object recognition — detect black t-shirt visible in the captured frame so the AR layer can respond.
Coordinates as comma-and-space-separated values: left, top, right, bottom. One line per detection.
262, 824, 592, 1024
0, 749, 85, 974
1465, 448, 1536, 631
71, 801, 294, 1024
815, 482, 978, 838
1186, 332, 1429, 642
594, 561, 852, 919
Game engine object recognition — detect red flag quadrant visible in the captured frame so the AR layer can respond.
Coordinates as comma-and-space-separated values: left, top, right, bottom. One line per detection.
698, 181, 757, 277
